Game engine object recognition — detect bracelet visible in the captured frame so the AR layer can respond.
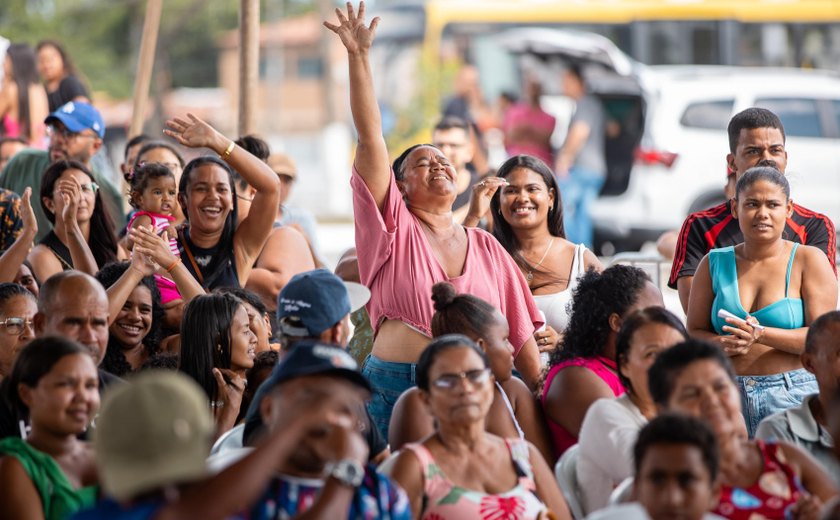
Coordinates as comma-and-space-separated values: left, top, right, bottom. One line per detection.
221, 140, 235, 160
165, 258, 181, 273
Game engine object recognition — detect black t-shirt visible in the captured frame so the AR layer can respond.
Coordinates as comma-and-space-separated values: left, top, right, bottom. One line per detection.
668, 201, 837, 289
47, 75, 90, 112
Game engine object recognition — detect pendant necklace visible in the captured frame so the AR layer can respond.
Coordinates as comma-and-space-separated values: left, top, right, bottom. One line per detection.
526, 237, 555, 282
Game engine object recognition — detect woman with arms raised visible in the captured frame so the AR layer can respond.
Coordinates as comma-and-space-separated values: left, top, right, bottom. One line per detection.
687, 166, 837, 437
325, 1, 542, 439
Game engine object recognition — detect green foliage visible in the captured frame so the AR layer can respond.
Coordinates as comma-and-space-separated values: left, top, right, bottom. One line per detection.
0, 0, 318, 99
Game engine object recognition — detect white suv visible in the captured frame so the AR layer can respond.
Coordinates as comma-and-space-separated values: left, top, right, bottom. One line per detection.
591, 66, 840, 254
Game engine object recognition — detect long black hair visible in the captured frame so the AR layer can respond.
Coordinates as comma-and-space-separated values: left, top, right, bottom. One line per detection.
549, 264, 652, 367
491, 155, 565, 273
95, 261, 164, 377
39, 160, 119, 268
178, 292, 243, 402
5, 44, 40, 141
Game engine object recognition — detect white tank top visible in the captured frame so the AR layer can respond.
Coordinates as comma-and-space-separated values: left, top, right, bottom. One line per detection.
532, 244, 587, 333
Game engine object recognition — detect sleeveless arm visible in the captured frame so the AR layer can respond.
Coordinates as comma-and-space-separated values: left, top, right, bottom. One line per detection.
0, 456, 45, 520
387, 447, 427, 519
686, 255, 724, 344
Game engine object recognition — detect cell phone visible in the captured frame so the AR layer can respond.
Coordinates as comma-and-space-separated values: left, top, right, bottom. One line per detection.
717, 309, 765, 331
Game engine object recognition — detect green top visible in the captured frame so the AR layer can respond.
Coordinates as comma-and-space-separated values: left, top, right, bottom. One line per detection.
0, 437, 98, 520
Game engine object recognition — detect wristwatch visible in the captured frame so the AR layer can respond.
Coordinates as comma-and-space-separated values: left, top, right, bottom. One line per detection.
327, 459, 365, 488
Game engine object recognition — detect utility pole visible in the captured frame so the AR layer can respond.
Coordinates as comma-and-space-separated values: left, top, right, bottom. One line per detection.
239, 0, 260, 135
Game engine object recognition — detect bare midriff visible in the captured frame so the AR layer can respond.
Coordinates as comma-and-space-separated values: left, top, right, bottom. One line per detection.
731, 343, 802, 376
371, 319, 432, 363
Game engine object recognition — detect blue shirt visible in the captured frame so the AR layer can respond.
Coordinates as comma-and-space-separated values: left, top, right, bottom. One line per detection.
236, 466, 411, 520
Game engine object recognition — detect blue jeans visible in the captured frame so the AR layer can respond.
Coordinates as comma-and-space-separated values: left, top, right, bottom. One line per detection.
559, 167, 605, 249
737, 368, 817, 438
362, 355, 416, 443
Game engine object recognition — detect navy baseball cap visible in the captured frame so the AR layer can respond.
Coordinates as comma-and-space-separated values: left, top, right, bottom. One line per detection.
277, 269, 369, 337
242, 340, 371, 444
45, 101, 105, 138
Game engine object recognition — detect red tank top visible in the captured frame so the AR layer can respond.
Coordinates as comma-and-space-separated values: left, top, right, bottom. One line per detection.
715, 441, 803, 519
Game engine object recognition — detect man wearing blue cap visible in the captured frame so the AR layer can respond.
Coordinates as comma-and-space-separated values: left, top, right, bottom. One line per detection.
238, 340, 410, 520
276, 268, 371, 348
0, 101, 124, 241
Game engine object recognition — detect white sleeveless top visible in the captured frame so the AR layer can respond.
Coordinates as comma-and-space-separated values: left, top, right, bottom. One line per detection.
532, 243, 587, 333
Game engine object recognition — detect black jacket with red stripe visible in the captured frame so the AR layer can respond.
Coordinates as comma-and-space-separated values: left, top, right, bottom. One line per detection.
668, 201, 836, 289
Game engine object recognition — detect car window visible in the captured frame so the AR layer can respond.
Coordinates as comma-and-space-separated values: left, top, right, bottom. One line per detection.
755, 98, 822, 138
680, 100, 734, 129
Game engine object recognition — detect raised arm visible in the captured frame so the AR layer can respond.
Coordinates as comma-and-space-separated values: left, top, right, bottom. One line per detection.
324, 2, 391, 211
58, 179, 99, 276
164, 113, 281, 277
0, 188, 36, 283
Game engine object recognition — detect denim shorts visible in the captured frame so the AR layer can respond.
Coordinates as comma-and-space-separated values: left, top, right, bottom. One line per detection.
362, 355, 416, 443
737, 368, 817, 438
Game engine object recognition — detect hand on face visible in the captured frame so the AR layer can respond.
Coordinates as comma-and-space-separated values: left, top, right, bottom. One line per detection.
56, 179, 82, 229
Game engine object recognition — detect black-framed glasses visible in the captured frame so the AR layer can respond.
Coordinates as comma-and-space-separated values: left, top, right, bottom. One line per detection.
0, 317, 34, 336
46, 125, 97, 142
432, 368, 491, 391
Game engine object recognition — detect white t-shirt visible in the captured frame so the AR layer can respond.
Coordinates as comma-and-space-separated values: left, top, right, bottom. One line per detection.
577, 394, 647, 514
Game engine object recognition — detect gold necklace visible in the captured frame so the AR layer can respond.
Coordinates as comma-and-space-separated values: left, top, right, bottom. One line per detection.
525, 237, 555, 281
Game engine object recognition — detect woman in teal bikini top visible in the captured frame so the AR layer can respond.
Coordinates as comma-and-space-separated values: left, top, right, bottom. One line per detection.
687, 166, 836, 359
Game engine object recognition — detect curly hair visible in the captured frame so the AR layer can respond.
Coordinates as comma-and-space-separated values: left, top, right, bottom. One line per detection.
548, 264, 652, 367
95, 261, 164, 377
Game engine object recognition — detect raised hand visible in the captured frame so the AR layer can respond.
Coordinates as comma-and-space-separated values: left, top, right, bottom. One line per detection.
213, 367, 246, 417
323, 1, 380, 55
56, 179, 81, 230
164, 113, 223, 151
466, 176, 508, 226
19, 187, 37, 239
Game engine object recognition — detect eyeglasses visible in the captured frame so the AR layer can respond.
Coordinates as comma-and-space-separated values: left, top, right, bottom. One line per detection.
80, 182, 99, 194
46, 126, 97, 142
137, 160, 182, 173
0, 317, 34, 336
432, 368, 491, 391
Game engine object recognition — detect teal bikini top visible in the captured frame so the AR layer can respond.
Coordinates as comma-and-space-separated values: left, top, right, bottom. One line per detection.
709, 244, 805, 334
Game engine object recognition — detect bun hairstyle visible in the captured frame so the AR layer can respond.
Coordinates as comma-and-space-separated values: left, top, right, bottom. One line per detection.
430, 282, 498, 339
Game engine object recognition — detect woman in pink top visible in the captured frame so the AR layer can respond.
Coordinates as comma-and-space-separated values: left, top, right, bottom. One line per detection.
325, 3, 543, 440
541, 264, 663, 460
0, 44, 48, 148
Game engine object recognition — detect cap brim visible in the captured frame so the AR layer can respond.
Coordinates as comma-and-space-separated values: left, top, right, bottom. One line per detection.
343, 282, 370, 312
44, 113, 87, 134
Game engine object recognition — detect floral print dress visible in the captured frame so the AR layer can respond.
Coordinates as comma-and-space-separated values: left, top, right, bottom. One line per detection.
403, 438, 550, 520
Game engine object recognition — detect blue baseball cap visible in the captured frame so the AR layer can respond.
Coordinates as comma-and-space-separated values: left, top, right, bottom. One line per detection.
45, 101, 105, 138
242, 339, 371, 445
277, 269, 369, 337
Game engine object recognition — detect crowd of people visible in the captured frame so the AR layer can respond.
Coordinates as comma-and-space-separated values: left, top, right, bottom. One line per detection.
0, 2, 839, 519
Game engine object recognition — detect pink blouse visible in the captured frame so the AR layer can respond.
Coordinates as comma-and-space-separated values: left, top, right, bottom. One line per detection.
351, 168, 542, 354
